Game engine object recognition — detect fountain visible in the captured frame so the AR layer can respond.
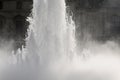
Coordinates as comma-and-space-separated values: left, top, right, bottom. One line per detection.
0, 0, 120, 80
28, 0, 76, 65
25, 0, 120, 80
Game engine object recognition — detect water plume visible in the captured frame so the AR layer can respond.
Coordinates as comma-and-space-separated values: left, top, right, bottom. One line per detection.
25, 0, 120, 80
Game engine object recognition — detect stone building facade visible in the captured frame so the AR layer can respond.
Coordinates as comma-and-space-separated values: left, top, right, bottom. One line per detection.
0, 0, 33, 50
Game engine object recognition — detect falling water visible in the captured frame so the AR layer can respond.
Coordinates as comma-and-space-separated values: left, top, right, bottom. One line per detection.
29, 0, 76, 64
25, 0, 120, 80
26, 0, 77, 79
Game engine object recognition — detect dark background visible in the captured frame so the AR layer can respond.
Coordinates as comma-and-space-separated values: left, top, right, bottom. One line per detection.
0, 0, 32, 51
66, 0, 120, 44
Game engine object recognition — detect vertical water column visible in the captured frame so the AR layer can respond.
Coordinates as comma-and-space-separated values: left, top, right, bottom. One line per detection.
30, 0, 76, 64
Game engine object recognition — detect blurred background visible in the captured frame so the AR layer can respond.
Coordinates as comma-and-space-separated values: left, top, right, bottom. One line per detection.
66, 0, 120, 48
0, 0, 32, 51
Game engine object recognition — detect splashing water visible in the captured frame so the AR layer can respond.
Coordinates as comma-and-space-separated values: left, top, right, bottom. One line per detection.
26, 0, 120, 80
30, 0, 76, 64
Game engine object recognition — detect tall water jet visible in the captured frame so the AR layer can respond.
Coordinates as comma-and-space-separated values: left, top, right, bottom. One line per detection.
28, 0, 76, 65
